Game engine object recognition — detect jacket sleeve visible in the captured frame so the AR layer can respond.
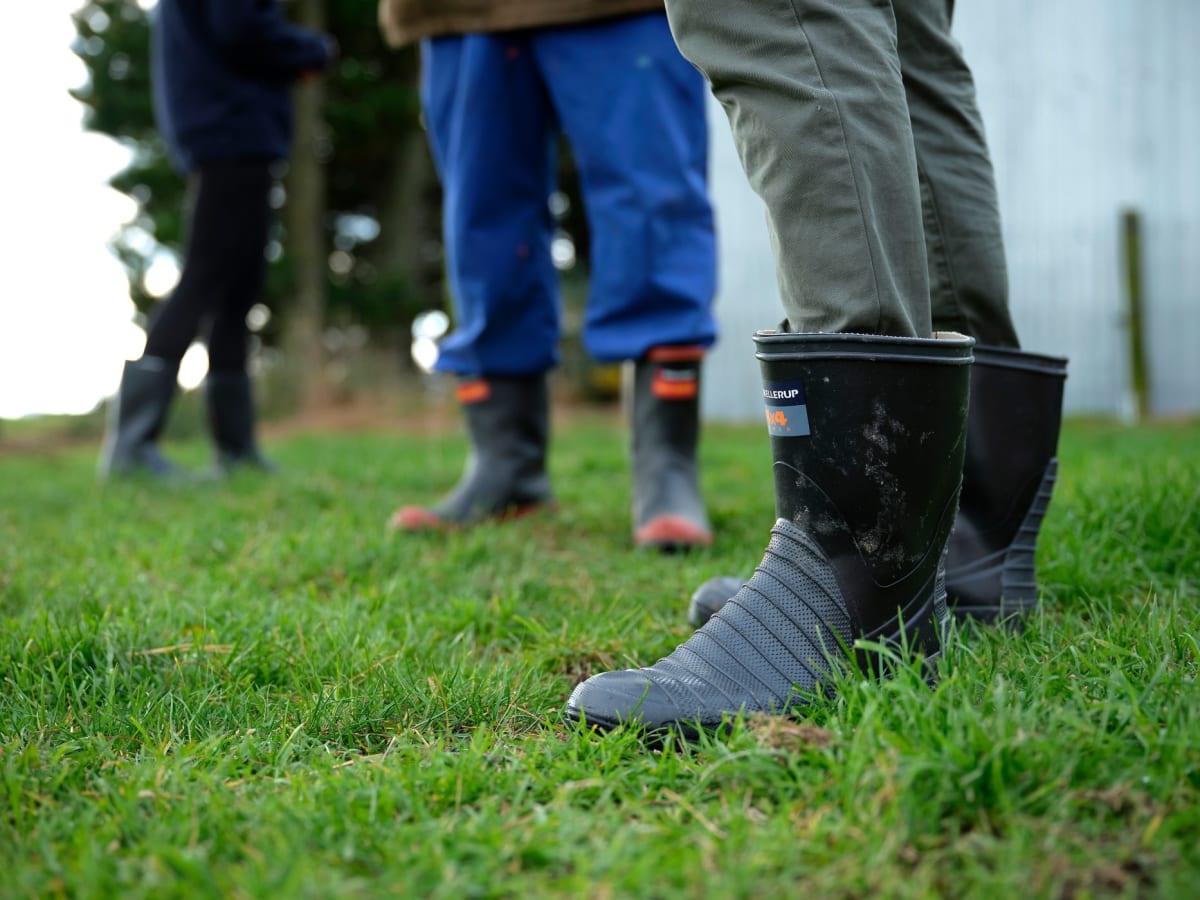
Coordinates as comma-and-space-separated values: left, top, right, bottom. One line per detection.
204, 0, 331, 82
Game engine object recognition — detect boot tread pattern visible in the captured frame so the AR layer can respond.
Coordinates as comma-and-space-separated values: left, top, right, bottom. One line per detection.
568, 519, 855, 728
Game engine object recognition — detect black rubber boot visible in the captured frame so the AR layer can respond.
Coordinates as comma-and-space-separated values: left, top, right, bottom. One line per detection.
205, 371, 276, 473
945, 346, 1067, 621
391, 374, 554, 530
567, 331, 973, 734
97, 356, 182, 480
687, 345, 1068, 627
631, 346, 712, 550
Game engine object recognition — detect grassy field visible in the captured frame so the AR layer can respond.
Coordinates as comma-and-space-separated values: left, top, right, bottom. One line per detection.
1, 413, 1197, 898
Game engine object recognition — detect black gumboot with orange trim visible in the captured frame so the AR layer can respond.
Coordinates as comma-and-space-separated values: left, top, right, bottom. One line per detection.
390, 374, 554, 530
631, 346, 712, 551
685, 344, 1068, 628
567, 332, 973, 734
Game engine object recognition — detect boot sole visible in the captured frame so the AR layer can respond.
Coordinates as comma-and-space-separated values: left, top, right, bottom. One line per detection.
389, 500, 556, 532
633, 515, 713, 552
564, 705, 708, 745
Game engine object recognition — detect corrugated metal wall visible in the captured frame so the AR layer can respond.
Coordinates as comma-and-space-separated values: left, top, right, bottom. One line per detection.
702, 0, 1200, 421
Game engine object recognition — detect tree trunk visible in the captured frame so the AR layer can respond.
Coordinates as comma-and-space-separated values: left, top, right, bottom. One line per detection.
367, 130, 438, 294
284, 0, 329, 410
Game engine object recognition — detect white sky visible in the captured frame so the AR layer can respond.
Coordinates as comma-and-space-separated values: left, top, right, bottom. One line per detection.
0, 2, 198, 419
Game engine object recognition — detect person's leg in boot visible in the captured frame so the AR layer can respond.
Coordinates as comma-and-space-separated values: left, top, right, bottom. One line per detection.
568, 0, 971, 733
391, 375, 554, 529
630, 346, 711, 549
204, 372, 276, 473
390, 34, 560, 530
535, 14, 717, 549
896, 0, 1068, 622
683, 0, 1070, 628
201, 161, 275, 474
98, 355, 183, 479
98, 161, 252, 480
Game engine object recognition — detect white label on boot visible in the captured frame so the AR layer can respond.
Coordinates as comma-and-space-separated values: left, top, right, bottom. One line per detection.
762, 381, 811, 437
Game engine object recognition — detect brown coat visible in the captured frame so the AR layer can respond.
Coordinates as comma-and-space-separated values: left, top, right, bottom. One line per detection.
378, 0, 665, 48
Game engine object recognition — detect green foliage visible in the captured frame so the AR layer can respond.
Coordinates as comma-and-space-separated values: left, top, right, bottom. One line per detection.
70, 0, 440, 341
1, 418, 1198, 895
326, 0, 422, 208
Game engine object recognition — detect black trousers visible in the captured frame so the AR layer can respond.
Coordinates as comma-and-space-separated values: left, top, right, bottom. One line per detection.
143, 160, 273, 373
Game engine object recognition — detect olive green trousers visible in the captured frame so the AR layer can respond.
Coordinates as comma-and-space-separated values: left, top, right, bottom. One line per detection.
665, 0, 1019, 345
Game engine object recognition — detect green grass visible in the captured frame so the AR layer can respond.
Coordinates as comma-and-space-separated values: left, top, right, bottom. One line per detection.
1, 413, 1197, 898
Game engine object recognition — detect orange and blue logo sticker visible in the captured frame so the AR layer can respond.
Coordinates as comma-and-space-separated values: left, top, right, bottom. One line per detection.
763, 380, 810, 437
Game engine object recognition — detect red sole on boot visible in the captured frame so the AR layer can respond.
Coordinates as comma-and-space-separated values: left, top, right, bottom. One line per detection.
389, 506, 450, 531
389, 501, 554, 532
634, 515, 713, 551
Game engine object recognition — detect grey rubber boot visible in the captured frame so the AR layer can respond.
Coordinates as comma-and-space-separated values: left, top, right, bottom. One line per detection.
205, 371, 276, 473
566, 331, 973, 735
687, 575, 743, 628
631, 346, 712, 550
687, 345, 1068, 627
97, 356, 182, 480
390, 374, 554, 530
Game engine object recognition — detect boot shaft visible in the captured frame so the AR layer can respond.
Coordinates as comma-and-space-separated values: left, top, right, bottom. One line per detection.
98, 356, 180, 479
430, 374, 554, 522
629, 346, 709, 544
755, 331, 974, 633
458, 375, 551, 479
630, 346, 704, 460
687, 343, 1069, 628
947, 345, 1068, 617
115, 356, 179, 441
957, 346, 1067, 551
205, 371, 258, 461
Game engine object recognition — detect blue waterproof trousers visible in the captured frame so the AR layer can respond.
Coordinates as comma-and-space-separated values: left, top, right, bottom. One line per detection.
420, 12, 718, 376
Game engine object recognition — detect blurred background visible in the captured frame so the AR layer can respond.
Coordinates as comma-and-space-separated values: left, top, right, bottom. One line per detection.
1, 0, 1197, 434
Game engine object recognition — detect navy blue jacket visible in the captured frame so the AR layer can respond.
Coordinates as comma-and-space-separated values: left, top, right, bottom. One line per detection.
152, 0, 331, 171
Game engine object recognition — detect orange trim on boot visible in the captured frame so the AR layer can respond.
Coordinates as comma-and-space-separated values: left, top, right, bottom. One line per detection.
456, 379, 491, 405
647, 345, 706, 363
652, 370, 699, 400
389, 506, 452, 532
389, 498, 557, 533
